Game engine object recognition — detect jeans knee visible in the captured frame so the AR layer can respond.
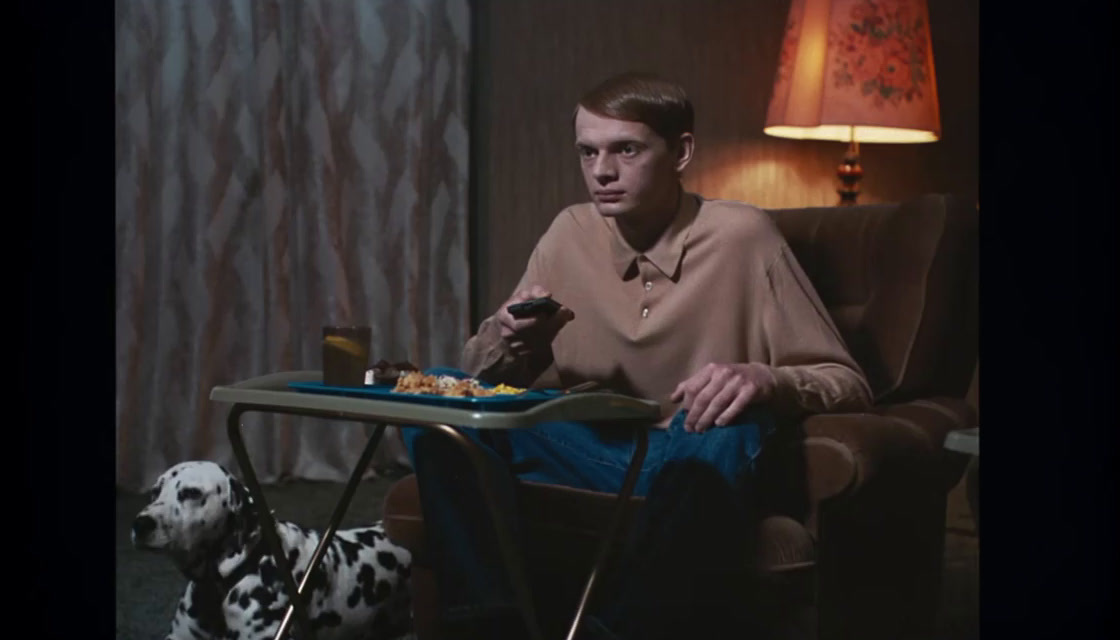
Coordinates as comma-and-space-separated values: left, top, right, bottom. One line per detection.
654, 457, 730, 490
649, 458, 740, 515
627, 458, 750, 567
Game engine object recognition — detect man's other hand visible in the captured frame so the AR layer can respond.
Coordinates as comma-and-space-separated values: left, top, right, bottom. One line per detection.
670, 363, 776, 433
496, 286, 575, 358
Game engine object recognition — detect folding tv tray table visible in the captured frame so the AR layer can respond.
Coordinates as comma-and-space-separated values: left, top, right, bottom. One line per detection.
210, 370, 661, 640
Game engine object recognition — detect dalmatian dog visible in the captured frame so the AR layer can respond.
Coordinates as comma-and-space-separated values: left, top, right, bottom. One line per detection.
131, 461, 414, 640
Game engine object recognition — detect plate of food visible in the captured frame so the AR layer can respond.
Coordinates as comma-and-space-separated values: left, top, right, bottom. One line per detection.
288, 370, 565, 412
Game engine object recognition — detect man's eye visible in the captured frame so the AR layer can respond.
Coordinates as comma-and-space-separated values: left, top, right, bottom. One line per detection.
578, 147, 596, 159
621, 144, 639, 157
178, 487, 204, 501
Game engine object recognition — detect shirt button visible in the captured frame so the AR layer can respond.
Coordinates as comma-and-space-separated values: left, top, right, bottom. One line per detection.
641, 307, 650, 318
644, 281, 653, 291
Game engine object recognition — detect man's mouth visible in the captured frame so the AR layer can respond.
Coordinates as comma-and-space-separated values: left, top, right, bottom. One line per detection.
595, 191, 624, 203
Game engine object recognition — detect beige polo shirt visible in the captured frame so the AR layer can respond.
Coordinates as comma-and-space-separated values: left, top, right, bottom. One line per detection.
462, 192, 872, 422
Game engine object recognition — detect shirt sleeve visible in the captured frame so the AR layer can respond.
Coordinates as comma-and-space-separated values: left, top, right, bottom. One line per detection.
458, 314, 515, 378
458, 241, 562, 388
762, 244, 873, 417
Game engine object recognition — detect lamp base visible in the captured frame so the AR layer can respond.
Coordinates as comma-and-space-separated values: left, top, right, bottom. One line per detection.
836, 139, 863, 206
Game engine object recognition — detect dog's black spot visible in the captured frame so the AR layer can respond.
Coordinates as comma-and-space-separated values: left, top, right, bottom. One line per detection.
245, 600, 286, 634
304, 564, 329, 594
287, 548, 300, 568
347, 582, 363, 608
247, 585, 282, 618
355, 528, 386, 547
351, 564, 376, 607
352, 563, 396, 607
259, 559, 279, 587
355, 529, 376, 545
376, 550, 398, 571
172, 470, 179, 477
311, 610, 342, 630
178, 487, 203, 502
337, 538, 363, 566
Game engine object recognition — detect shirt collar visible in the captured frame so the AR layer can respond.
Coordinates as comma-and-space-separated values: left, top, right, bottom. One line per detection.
608, 191, 700, 280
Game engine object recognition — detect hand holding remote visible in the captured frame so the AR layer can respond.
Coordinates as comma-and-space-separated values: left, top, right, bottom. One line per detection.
497, 287, 575, 347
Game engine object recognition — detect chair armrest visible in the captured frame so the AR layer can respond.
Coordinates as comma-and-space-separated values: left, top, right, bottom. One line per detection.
792, 397, 975, 531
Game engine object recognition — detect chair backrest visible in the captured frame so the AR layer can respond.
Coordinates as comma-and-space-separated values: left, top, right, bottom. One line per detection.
768, 193, 978, 404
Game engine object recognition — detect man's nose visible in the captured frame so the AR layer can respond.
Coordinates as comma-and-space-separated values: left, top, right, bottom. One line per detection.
592, 154, 617, 183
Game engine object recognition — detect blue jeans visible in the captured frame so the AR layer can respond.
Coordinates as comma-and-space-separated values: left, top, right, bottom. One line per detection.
399, 369, 776, 633
403, 406, 773, 497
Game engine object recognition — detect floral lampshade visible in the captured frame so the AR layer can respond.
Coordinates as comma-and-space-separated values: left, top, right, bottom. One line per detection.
764, 0, 941, 202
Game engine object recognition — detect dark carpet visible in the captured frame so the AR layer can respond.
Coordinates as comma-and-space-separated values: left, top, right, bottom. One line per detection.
116, 473, 978, 639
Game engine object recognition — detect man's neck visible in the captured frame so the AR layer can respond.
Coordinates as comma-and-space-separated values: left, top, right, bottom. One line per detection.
614, 186, 682, 253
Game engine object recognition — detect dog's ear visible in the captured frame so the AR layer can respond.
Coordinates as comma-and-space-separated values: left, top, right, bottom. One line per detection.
227, 474, 251, 512
224, 474, 263, 549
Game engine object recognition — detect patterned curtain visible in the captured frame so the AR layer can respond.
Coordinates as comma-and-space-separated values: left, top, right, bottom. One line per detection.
115, 0, 471, 491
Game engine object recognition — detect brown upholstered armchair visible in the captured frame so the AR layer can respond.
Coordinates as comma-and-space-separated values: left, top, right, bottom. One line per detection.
382, 193, 979, 640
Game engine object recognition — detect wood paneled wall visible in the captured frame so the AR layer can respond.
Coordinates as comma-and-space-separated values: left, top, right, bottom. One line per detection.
469, 0, 978, 324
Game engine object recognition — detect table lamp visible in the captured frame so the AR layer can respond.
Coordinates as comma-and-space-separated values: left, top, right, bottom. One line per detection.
764, 0, 941, 205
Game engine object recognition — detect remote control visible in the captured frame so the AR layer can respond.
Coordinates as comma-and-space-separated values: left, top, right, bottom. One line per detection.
507, 296, 562, 319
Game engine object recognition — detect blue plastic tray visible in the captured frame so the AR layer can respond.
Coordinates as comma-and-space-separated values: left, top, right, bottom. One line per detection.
287, 381, 564, 412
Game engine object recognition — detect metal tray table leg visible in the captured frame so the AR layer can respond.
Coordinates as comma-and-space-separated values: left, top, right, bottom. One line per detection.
426, 422, 546, 640
566, 427, 649, 640
226, 405, 387, 640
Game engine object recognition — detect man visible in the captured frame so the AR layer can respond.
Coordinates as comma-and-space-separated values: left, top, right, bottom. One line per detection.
402, 72, 871, 639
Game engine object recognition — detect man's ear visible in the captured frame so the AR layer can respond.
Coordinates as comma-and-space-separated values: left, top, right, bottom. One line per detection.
674, 133, 695, 173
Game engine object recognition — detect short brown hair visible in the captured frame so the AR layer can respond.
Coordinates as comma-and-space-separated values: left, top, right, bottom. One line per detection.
575, 72, 694, 144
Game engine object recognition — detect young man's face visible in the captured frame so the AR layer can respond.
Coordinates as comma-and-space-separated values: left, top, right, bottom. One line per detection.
573, 106, 692, 220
